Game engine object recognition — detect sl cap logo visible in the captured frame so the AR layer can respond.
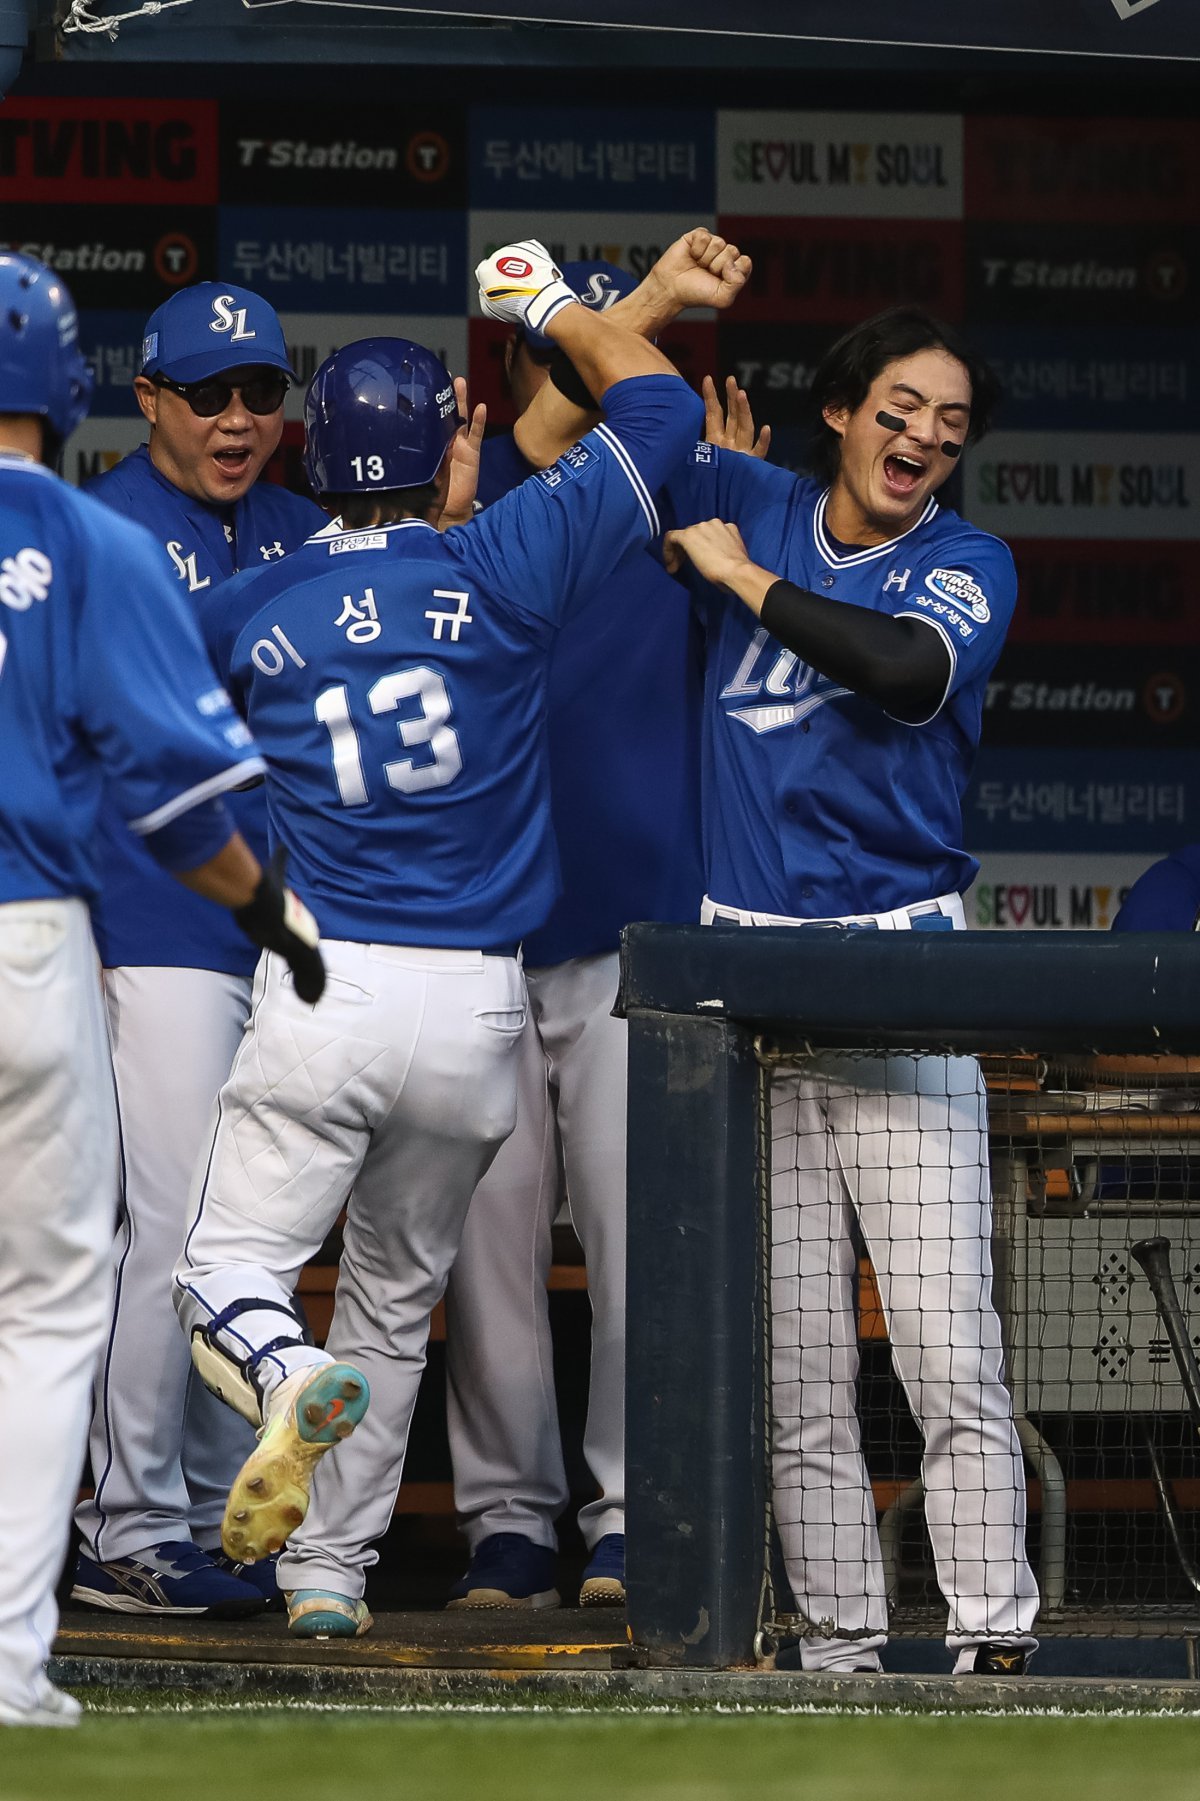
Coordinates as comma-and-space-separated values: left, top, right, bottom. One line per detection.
209, 294, 257, 343
496, 255, 533, 279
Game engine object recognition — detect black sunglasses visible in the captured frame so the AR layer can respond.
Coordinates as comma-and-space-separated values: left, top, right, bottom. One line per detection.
154, 370, 290, 418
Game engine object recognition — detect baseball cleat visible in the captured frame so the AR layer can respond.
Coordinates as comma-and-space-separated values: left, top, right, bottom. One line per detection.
70, 1541, 265, 1618
287, 1589, 373, 1639
956, 1643, 1032, 1675
446, 1533, 560, 1610
220, 1362, 369, 1565
579, 1532, 626, 1607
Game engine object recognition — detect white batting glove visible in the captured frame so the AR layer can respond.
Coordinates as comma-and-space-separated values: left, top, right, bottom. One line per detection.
476, 239, 579, 335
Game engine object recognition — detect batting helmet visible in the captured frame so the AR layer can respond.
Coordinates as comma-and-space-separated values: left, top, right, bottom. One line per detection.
303, 337, 459, 496
0, 252, 93, 445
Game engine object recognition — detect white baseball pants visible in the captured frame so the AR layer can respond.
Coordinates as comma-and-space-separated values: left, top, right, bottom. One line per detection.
75, 965, 256, 1563
445, 951, 627, 1553
703, 892, 1038, 1668
771, 1054, 1039, 1667
173, 940, 526, 1601
0, 900, 117, 1710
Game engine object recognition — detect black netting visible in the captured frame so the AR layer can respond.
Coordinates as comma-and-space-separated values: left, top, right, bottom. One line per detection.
761, 1044, 1200, 1656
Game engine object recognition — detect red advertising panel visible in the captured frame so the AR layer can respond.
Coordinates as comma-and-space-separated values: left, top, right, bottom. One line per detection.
1008, 540, 1200, 645
967, 116, 1200, 224
715, 216, 963, 323
0, 99, 218, 206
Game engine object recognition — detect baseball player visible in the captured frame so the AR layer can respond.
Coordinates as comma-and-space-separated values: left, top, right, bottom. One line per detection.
657, 307, 1040, 1674
0, 252, 323, 1726
169, 241, 706, 1640
443, 236, 749, 1611
72, 284, 324, 1618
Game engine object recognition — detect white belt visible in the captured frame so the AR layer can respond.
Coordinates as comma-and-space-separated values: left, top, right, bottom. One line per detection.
700, 892, 965, 931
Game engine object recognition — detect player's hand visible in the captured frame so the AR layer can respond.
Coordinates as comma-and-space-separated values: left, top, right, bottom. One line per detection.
476, 239, 579, 335
663, 518, 753, 587
440, 376, 486, 530
703, 374, 771, 460
640, 229, 753, 318
233, 846, 326, 1005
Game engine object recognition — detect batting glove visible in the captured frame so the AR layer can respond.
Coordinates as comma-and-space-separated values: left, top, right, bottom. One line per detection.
234, 845, 326, 1005
476, 239, 579, 336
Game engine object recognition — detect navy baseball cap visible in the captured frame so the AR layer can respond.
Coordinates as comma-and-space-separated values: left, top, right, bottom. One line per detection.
139, 282, 297, 383
522, 258, 639, 350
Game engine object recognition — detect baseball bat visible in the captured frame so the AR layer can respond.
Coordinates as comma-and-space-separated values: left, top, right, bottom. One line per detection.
1130, 1237, 1200, 1433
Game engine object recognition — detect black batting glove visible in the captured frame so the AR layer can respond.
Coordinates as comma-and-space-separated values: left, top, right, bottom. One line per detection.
234, 846, 326, 1005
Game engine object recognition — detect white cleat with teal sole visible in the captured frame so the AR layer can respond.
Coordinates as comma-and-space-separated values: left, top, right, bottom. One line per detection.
287, 1589, 374, 1639
221, 1362, 369, 1565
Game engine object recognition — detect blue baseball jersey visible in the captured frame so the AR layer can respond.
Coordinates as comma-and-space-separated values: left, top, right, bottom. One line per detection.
202, 375, 704, 951
0, 453, 264, 906
86, 445, 324, 973
666, 450, 1017, 917
476, 430, 703, 966
1112, 847, 1200, 932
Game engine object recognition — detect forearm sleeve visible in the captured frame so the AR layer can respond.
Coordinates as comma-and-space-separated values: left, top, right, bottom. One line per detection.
759, 580, 953, 723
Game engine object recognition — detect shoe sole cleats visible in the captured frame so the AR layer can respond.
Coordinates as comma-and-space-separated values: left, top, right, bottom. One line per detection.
221, 1364, 369, 1564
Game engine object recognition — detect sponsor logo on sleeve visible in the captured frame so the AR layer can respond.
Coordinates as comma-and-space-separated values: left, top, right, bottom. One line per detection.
925, 568, 991, 621
536, 440, 598, 491
906, 595, 977, 641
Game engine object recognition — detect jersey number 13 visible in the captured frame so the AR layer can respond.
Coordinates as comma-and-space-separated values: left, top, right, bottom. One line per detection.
314, 666, 463, 805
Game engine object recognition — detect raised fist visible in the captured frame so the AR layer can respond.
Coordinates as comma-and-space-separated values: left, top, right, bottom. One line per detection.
476, 239, 579, 335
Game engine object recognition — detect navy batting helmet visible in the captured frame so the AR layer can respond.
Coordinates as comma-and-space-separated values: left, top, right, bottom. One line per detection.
303, 337, 458, 496
0, 252, 93, 445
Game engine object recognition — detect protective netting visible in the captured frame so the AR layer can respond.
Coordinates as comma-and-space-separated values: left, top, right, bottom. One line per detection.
760, 1043, 1200, 1651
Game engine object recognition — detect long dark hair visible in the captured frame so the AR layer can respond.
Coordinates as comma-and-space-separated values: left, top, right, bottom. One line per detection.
806, 306, 1000, 487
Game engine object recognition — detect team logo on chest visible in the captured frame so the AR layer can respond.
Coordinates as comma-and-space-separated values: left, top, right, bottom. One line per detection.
166, 541, 210, 591
719, 626, 850, 734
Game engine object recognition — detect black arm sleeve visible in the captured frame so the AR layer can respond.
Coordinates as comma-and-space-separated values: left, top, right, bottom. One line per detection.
759, 580, 953, 724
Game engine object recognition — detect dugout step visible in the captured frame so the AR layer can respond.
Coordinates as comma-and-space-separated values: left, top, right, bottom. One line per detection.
52, 1605, 629, 1672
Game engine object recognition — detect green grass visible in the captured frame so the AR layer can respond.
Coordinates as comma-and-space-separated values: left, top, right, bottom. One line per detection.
6, 1708, 1200, 1801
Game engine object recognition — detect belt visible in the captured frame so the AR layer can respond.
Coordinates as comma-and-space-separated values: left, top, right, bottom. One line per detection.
701, 893, 964, 932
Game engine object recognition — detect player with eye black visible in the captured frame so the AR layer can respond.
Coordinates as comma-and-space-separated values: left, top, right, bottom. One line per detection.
521, 302, 1040, 1675
72, 285, 325, 1622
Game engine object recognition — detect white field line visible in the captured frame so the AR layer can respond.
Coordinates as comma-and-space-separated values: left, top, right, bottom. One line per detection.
80, 1700, 1200, 1719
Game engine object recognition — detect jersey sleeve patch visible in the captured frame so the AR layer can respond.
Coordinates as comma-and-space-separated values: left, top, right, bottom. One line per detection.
535, 440, 599, 492
904, 593, 978, 642
923, 567, 991, 623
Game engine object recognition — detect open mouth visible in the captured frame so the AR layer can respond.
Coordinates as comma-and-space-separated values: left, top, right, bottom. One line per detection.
213, 446, 253, 481
882, 453, 926, 496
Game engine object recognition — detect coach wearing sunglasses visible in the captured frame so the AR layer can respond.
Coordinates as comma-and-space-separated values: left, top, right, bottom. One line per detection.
72, 284, 323, 1624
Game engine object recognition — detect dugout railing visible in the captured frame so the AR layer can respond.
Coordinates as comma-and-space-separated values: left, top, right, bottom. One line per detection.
620, 926, 1200, 1671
